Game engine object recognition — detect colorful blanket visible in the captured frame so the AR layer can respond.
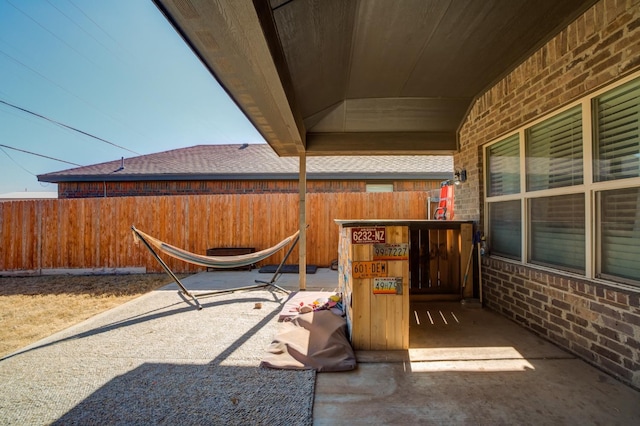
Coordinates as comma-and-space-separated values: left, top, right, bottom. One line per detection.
278, 291, 344, 321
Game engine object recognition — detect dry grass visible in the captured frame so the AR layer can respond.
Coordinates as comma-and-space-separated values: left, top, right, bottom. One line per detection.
0, 274, 186, 358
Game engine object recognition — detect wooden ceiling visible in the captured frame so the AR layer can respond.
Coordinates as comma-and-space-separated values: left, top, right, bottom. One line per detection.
153, 0, 598, 157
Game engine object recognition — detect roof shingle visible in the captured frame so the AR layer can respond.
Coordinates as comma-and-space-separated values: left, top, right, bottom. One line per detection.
38, 144, 453, 182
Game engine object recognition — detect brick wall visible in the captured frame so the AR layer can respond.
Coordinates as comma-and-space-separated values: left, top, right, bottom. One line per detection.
484, 257, 640, 389
456, 0, 640, 225
57, 179, 442, 198
457, 0, 640, 389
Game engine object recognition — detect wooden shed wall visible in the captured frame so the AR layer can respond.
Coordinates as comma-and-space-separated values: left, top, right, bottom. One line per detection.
0, 192, 430, 273
57, 180, 442, 198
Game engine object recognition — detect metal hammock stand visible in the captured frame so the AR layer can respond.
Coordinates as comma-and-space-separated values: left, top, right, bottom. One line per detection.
131, 226, 300, 310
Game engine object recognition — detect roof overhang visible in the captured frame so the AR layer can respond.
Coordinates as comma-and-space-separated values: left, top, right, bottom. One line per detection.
153, 0, 598, 157
45, 172, 451, 183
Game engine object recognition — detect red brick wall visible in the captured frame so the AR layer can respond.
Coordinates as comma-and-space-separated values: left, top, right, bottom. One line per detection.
57, 179, 442, 198
456, 0, 640, 225
483, 258, 640, 388
457, 0, 640, 389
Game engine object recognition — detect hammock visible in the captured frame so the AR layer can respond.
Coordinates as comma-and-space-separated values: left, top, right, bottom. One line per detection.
131, 226, 300, 310
132, 227, 299, 269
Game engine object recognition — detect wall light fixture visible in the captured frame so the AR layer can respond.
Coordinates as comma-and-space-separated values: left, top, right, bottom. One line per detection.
454, 168, 467, 185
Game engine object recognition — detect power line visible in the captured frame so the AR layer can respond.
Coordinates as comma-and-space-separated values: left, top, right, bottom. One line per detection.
5, 0, 97, 68
0, 99, 140, 155
0, 146, 38, 175
0, 46, 154, 153
44, 0, 126, 65
67, 0, 126, 53
0, 144, 82, 167
0, 9, 153, 149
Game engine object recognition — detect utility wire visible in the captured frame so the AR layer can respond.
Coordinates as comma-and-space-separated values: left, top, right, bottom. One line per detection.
0, 13, 151, 150
0, 47, 149, 153
44, 0, 125, 65
0, 99, 140, 155
5, 0, 97, 68
0, 144, 82, 167
67, 0, 126, 53
0, 146, 38, 175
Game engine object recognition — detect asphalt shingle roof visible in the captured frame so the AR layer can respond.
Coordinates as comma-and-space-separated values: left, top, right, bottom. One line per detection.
38, 144, 453, 182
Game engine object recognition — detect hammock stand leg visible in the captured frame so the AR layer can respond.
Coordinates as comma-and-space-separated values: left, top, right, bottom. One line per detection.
190, 234, 300, 301
134, 226, 299, 309
133, 228, 203, 310
253, 232, 300, 293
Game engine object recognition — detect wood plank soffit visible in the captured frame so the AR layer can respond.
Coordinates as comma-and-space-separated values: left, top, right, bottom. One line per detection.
153, 0, 305, 156
307, 98, 469, 133
305, 132, 457, 156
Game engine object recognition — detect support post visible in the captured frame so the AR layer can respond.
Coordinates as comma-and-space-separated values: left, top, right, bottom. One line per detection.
299, 151, 307, 290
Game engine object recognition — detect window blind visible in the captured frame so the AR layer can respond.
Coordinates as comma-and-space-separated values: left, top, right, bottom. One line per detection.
526, 105, 583, 191
599, 187, 640, 283
530, 194, 585, 272
489, 200, 521, 260
487, 134, 520, 197
594, 77, 640, 181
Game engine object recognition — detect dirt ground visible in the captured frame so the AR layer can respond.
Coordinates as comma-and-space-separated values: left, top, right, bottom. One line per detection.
0, 273, 186, 358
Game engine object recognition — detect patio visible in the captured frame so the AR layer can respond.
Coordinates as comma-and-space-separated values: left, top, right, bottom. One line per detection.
1, 269, 638, 425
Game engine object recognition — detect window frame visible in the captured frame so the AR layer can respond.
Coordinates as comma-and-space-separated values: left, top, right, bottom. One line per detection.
487, 199, 522, 260
483, 71, 640, 289
365, 183, 394, 193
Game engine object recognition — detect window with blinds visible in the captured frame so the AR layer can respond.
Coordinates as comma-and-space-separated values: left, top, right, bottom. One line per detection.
526, 105, 583, 191
598, 187, 640, 283
487, 134, 520, 197
489, 200, 521, 260
593, 77, 640, 182
530, 194, 585, 273
485, 73, 640, 287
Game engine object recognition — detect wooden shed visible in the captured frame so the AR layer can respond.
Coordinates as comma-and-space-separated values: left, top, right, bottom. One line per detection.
337, 219, 474, 350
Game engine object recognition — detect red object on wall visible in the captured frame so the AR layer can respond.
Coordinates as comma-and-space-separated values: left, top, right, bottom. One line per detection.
434, 184, 454, 220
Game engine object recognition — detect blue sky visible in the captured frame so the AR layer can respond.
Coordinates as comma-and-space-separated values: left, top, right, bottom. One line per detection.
0, 0, 264, 194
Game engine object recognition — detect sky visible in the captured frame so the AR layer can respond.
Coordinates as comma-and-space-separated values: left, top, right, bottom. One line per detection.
0, 0, 265, 194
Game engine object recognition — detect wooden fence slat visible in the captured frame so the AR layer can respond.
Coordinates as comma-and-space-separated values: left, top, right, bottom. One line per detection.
0, 202, 5, 269
0, 192, 429, 273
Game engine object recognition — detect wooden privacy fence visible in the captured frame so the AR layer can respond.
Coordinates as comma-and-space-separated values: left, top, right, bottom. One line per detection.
0, 192, 429, 274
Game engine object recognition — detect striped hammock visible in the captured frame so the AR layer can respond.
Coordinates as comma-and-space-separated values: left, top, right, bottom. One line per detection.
132, 226, 300, 269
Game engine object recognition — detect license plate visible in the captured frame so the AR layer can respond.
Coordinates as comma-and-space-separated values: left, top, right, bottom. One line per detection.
352, 261, 387, 278
373, 243, 409, 260
373, 277, 403, 294
351, 227, 386, 244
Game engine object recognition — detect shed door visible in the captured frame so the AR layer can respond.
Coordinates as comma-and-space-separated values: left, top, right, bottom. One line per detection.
410, 229, 460, 295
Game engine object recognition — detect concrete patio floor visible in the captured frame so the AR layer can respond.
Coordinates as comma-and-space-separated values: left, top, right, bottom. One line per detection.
183, 269, 640, 425
2, 268, 638, 425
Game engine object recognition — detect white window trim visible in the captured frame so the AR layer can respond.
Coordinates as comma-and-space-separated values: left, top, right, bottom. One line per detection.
365, 183, 394, 193
483, 71, 640, 288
